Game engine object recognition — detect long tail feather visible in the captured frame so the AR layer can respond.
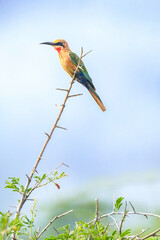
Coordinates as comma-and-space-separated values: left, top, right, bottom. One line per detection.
88, 87, 106, 112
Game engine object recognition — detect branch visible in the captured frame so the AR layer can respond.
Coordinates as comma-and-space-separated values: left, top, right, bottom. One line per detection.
141, 227, 160, 240
130, 228, 150, 240
119, 201, 128, 234
108, 215, 119, 230
82, 49, 92, 58
88, 201, 160, 239
27, 162, 68, 196
35, 210, 73, 240
91, 210, 160, 223
12, 47, 85, 238
94, 198, 99, 224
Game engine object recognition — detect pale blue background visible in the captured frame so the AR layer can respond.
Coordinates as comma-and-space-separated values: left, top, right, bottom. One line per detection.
1, 0, 160, 213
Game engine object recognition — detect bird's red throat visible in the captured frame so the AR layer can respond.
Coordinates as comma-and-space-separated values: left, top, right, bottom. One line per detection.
55, 47, 62, 53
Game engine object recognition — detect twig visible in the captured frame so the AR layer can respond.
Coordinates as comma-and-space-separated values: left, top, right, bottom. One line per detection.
89, 210, 160, 224
130, 228, 150, 240
82, 49, 92, 58
102, 223, 110, 235
141, 227, 160, 240
12, 47, 85, 239
94, 198, 99, 224
109, 215, 119, 230
119, 201, 128, 234
35, 210, 73, 240
27, 162, 69, 196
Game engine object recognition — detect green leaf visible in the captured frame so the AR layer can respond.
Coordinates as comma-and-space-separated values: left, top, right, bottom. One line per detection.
41, 173, 47, 180
114, 197, 124, 211
34, 175, 41, 181
120, 229, 131, 238
5, 177, 21, 193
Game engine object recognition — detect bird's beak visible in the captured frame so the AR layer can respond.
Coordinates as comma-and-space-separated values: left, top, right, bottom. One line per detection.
40, 42, 56, 46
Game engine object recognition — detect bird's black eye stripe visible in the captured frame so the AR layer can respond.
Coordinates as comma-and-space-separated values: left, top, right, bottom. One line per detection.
55, 42, 64, 47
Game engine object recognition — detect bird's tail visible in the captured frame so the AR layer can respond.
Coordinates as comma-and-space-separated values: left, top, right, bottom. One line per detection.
88, 86, 106, 112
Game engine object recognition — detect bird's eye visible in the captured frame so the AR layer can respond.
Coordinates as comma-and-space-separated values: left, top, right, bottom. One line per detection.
55, 42, 64, 48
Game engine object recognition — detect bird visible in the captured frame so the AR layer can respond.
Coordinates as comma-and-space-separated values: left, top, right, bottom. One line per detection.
41, 39, 106, 112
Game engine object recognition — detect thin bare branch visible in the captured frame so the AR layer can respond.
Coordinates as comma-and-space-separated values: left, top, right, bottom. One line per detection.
130, 228, 150, 240
119, 201, 128, 234
26, 162, 68, 196
12, 47, 85, 239
141, 228, 160, 240
102, 210, 160, 221
35, 210, 73, 240
82, 49, 92, 58
94, 198, 99, 224
89, 210, 160, 224
109, 215, 119, 230
102, 223, 110, 235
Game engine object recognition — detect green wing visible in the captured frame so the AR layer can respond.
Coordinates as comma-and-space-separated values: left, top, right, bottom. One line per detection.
69, 51, 95, 88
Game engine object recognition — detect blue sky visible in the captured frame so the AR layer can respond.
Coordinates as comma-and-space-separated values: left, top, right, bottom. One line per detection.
1, 0, 160, 212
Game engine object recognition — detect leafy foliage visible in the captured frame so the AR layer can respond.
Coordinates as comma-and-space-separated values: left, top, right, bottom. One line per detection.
1, 170, 68, 240
5, 177, 32, 195
1, 194, 160, 239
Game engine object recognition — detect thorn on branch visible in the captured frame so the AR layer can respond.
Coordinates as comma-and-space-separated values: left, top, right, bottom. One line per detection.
53, 226, 60, 235
45, 132, 50, 138
55, 104, 61, 109
56, 88, 69, 92
68, 93, 83, 98
26, 174, 31, 181
62, 162, 69, 167
56, 126, 67, 130
129, 201, 136, 213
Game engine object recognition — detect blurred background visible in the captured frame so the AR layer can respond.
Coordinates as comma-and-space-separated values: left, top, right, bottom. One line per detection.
1, 0, 160, 237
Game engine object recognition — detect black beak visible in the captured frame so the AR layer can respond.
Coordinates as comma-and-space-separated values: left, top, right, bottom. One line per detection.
40, 42, 56, 46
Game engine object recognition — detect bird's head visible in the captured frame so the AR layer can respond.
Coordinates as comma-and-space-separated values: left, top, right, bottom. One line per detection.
40, 39, 70, 53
